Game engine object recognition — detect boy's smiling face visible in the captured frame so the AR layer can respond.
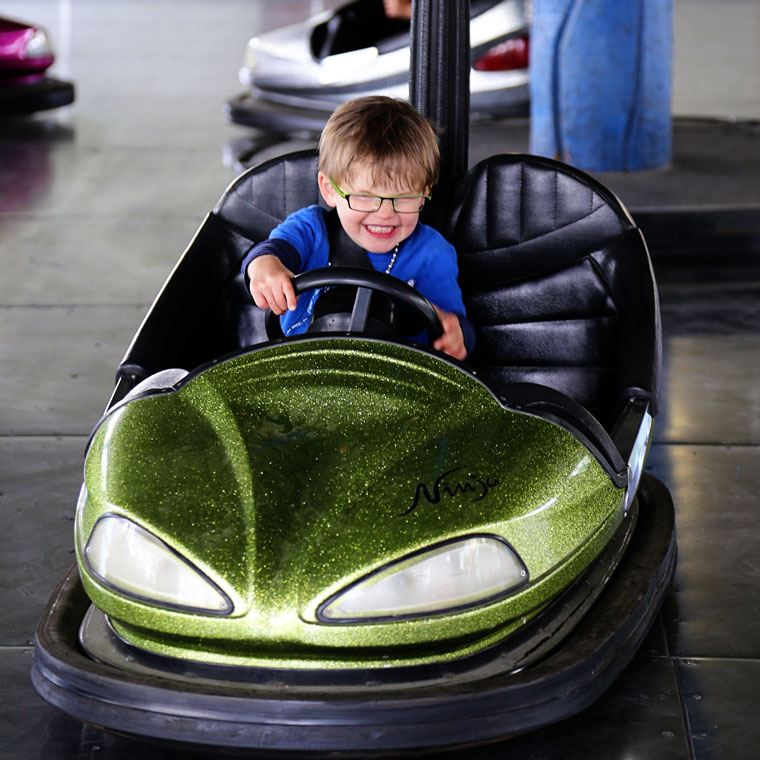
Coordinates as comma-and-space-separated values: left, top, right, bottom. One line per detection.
318, 163, 426, 254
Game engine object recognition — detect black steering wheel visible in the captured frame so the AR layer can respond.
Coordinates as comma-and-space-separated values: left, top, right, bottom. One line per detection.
265, 266, 443, 342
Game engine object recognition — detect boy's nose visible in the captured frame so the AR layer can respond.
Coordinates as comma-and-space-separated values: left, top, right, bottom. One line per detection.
374, 198, 396, 216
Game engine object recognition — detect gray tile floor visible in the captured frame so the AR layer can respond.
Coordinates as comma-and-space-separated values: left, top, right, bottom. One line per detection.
2, 1, 760, 758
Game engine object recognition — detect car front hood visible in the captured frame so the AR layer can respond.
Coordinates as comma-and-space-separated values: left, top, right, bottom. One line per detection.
77, 338, 623, 666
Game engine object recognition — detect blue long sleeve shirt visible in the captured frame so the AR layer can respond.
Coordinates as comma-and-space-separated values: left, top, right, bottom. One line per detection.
241, 205, 474, 353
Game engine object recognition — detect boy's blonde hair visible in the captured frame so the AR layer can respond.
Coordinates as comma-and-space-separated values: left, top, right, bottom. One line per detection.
318, 96, 440, 192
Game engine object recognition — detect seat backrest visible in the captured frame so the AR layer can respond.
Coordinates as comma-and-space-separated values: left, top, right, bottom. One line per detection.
423, 154, 660, 428
215, 149, 322, 242
211, 150, 323, 347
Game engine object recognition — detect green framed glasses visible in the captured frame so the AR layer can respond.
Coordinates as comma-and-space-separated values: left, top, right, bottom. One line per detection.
329, 177, 431, 214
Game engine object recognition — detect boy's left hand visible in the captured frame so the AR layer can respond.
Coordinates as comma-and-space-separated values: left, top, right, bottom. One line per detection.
432, 307, 467, 360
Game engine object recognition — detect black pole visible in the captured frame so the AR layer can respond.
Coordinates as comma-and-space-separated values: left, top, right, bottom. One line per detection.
409, 0, 471, 182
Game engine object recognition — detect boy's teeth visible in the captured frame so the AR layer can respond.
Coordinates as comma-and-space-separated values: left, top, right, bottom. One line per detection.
367, 225, 393, 233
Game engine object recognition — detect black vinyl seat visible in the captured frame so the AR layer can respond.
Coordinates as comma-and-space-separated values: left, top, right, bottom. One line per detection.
427, 155, 660, 429
112, 149, 660, 440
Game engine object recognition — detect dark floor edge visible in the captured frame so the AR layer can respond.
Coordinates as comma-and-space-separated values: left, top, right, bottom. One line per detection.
635, 207, 760, 261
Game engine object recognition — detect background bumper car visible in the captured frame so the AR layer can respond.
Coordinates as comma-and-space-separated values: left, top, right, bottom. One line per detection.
31, 146, 676, 754
0, 16, 74, 115
225, 0, 530, 134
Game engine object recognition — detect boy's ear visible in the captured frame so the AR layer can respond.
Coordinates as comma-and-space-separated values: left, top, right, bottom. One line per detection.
318, 172, 337, 208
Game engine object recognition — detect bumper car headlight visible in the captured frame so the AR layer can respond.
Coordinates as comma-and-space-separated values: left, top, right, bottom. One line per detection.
25, 29, 53, 59
83, 514, 232, 615
319, 535, 528, 623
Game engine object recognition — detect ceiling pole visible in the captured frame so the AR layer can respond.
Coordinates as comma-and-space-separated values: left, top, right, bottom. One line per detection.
409, 0, 471, 182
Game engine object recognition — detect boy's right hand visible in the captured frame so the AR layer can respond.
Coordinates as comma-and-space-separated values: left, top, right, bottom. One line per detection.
247, 255, 297, 315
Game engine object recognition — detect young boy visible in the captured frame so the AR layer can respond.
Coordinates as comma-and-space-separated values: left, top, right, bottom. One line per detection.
242, 96, 473, 360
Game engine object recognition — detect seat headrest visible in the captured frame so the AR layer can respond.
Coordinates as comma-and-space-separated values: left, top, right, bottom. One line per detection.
215, 149, 321, 243
425, 154, 635, 288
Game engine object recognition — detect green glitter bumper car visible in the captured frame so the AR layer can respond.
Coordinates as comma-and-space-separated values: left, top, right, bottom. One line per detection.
32, 149, 676, 755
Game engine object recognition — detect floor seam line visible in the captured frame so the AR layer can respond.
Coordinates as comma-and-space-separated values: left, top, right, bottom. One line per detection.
672, 657, 698, 760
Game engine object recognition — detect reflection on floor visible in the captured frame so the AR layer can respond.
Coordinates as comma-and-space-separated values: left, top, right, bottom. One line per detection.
1, 1, 759, 758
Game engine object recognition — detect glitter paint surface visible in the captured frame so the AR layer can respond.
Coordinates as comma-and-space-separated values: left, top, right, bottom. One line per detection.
77, 338, 624, 668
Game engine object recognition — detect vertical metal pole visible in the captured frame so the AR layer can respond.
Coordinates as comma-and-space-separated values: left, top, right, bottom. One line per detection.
409, 0, 471, 181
